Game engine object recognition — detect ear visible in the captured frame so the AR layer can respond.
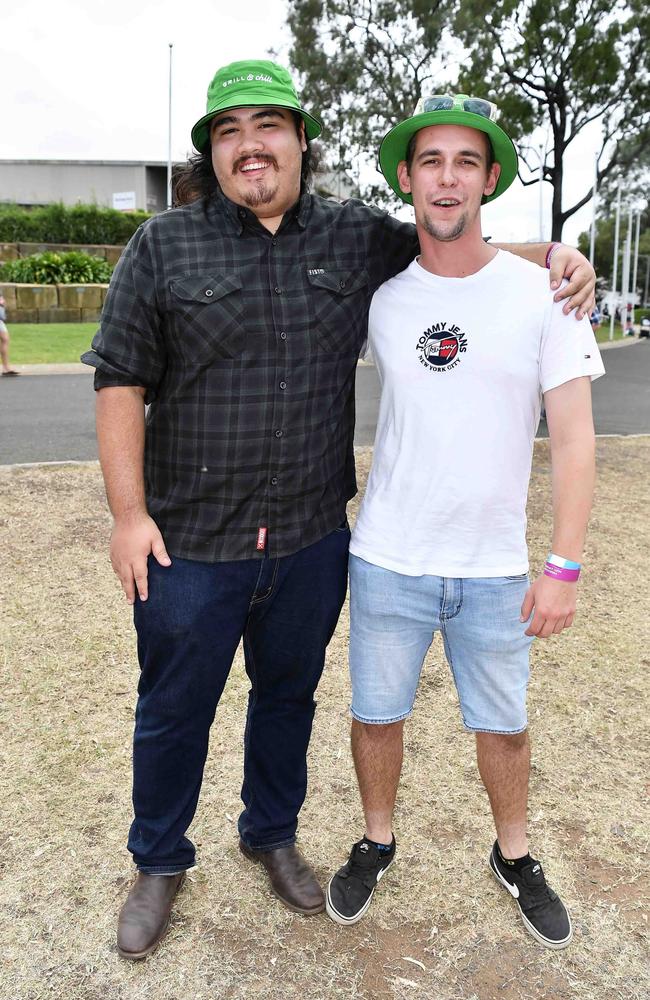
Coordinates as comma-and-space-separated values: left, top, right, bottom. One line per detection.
484, 161, 501, 198
298, 120, 308, 154
397, 160, 412, 195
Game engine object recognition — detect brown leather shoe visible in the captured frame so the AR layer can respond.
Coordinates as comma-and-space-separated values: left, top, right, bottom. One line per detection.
117, 872, 185, 959
239, 840, 325, 915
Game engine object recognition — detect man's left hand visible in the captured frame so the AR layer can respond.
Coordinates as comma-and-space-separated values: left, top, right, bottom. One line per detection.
549, 246, 596, 320
520, 574, 577, 638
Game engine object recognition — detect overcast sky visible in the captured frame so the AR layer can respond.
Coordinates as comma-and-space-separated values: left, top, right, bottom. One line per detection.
1, 0, 599, 245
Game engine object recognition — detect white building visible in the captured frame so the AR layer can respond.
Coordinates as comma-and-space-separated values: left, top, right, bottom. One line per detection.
0, 160, 170, 213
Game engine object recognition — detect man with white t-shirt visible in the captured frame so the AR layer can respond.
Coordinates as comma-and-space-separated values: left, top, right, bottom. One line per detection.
325, 95, 604, 949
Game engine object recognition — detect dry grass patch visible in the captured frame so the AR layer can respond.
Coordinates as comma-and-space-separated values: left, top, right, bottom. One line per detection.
1, 438, 648, 999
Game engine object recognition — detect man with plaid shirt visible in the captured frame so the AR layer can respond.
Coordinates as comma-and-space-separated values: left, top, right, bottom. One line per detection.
82, 60, 596, 959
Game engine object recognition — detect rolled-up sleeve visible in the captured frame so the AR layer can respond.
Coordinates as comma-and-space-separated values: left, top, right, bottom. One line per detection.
81, 222, 167, 403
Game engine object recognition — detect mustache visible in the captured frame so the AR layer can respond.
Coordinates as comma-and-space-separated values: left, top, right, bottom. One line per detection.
233, 154, 278, 175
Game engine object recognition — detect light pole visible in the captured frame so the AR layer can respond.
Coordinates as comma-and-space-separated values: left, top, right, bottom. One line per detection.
631, 210, 641, 325
621, 210, 632, 334
167, 43, 173, 211
526, 143, 545, 241
609, 182, 621, 341
537, 142, 544, 242
589, 151, 598, 265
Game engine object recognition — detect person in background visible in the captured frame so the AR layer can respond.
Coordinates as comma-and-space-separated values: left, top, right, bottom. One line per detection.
0, 293, 19, 376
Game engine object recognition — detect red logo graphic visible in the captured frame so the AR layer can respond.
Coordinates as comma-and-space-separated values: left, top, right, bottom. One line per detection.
425, 336, 459, 363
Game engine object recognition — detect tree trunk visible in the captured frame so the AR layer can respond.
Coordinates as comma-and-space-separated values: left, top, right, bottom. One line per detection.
551, 161, 564, 241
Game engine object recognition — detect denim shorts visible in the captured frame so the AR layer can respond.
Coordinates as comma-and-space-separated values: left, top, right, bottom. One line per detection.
349, 555, 534, 734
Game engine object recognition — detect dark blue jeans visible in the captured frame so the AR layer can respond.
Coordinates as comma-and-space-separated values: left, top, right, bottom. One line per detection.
128, 525, 350, 873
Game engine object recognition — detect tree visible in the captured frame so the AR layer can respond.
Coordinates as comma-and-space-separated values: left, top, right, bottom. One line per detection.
286, 0, 457, 206
287, 1, 650, 239
454, 0, 650, 239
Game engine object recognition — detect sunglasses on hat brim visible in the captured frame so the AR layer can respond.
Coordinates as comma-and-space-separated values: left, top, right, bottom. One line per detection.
415, 95, 499, 122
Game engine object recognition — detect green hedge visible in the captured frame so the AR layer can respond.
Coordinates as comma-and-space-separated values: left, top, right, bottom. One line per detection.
0, 203, 150, 244
0, 250, 113, 284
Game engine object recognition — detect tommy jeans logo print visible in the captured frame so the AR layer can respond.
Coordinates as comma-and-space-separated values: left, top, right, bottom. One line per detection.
416, 321, 468, 372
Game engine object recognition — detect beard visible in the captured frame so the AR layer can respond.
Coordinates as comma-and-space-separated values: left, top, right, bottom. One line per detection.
234, 155, 279, 207
242, 181, 280, 207
421, 208, 469, 242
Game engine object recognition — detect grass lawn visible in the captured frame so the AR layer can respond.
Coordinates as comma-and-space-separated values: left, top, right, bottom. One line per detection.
594, 323, 627, 343
7, 322, 96, 364
4, 319, 640, 365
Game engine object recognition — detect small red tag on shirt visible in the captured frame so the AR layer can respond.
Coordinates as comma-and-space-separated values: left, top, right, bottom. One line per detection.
256, 527, 267, 551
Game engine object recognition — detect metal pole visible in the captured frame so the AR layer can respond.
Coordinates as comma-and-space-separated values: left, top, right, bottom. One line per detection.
167, 43, 173, 210
589, 151, 598, 265
631, 211, 641, 325
610, 182, 621, 341
624, 210, 633, 333
538, 142, 544, 242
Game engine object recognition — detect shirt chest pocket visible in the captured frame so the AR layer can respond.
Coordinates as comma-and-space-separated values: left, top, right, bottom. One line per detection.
168, 274, 246, 363
306, 267, 370, 353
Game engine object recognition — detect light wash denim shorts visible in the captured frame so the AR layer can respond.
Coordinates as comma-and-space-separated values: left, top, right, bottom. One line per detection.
349, 555, 534, 734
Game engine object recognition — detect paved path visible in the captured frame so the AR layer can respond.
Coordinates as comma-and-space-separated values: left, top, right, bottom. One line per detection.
1, 339, 648, 465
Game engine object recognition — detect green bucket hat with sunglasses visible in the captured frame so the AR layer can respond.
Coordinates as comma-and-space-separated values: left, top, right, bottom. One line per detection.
191, 59, 322, 153
379, 93, 518, 205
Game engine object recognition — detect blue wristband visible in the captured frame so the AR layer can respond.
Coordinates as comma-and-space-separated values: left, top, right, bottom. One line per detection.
547, 552, 581, 570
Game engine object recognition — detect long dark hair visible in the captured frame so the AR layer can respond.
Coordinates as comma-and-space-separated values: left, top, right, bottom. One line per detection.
173, 110, 317, 206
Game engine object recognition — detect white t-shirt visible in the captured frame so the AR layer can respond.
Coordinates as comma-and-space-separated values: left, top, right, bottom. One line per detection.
350, 250, 605, 577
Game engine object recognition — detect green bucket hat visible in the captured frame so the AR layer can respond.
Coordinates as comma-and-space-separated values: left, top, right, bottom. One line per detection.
379, 93, 518, 205
191, 59, 322, 153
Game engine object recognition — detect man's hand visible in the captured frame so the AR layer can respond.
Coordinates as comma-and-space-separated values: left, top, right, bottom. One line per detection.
549, 246, 596, 320
110, 512, 171, 604
520, 574, 577, 638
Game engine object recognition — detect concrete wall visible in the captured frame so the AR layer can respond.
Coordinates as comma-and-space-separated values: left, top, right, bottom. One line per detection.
0, 160, 170, 213
0, 282, 109, 323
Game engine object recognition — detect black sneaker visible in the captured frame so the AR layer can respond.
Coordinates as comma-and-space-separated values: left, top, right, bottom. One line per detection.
326, 836, 396, 925
489, 841, 573, 949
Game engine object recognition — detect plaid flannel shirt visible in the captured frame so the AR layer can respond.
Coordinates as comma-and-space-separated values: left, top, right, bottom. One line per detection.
82, 189, 418, 561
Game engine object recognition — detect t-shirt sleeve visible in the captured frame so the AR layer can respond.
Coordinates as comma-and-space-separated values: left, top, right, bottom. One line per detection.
80, 222, 167, 402
539, 283, 605, 394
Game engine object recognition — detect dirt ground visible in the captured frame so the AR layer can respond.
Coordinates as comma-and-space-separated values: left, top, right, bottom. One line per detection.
1, 437, 648, 1000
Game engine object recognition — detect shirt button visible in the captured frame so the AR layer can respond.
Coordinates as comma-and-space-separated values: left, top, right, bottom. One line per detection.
238, 209, 246, 218
271, 238, 278, 246
339, 279, 347, 288
279, 381, 287, 390
275, 429, 283, 438
205, 288, 214, 297
274, 286, 282, 294
280, 331, 287, 340
271, 477, 278, 485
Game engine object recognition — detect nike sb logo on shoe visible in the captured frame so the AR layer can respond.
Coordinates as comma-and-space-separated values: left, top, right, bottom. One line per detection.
489, 841, 573, 949
501, 876, 520, 898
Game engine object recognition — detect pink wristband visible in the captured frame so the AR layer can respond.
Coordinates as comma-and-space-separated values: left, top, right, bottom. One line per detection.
545, 242, 562, 269
544, 561, 580, 582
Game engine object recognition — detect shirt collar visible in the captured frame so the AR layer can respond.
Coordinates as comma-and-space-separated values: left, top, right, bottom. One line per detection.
212, 187, 312, 235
